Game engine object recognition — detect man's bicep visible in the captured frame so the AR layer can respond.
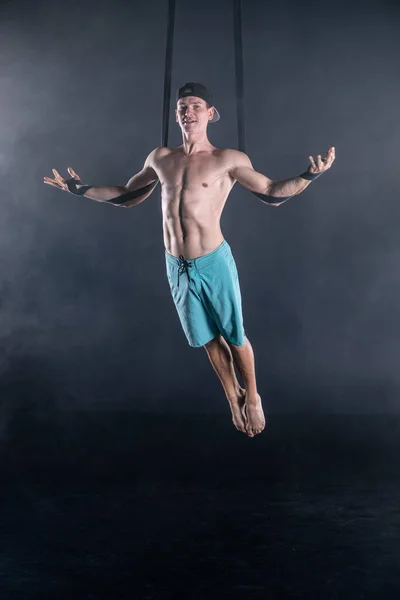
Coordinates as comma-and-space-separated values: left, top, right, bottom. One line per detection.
125, 151, 159, 191
116, 151, 160, 208
230, 152, 274, 195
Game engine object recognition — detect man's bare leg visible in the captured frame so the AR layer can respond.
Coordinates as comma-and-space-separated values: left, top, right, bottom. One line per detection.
227, 336, 266, 437
204, 334, 247, 433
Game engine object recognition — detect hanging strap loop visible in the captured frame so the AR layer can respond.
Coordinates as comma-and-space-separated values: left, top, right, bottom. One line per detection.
162, 0, 176, 148
233, 0, 247, 154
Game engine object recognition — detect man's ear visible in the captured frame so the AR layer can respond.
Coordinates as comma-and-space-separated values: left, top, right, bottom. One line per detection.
208, 106, 215, 121
175, 109, 179, 123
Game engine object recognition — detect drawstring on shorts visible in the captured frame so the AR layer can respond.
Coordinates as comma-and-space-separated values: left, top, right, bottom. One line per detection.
177, 255, 192, 288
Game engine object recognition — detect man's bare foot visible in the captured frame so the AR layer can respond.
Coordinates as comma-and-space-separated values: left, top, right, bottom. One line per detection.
228, 387, 248, 434
243, 393, 266, 437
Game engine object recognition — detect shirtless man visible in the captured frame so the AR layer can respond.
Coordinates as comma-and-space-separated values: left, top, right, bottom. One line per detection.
44, 82, 335, 437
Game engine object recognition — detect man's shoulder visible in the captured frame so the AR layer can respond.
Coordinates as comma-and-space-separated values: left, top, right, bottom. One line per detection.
152, 145, 185, 159
219, 148, 250, 166
145, 146, 173, 167
220, 147, 246, 157
148, 146, 172, 158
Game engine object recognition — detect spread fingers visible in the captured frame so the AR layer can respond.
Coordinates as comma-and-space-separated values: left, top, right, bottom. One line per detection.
52, 168, 65, 183
44, 178, 62, 188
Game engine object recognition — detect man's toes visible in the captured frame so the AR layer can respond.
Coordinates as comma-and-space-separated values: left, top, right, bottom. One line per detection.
247, 426, 265, 436
232, 419, 247, 433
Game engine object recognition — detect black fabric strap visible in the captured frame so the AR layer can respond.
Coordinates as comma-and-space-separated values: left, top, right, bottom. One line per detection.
299, 169, 324, 181
105, 180, 159, 205
162, 0, 176, 148
233, 0, 246, 153
251, 191, 293, 204
65, 178, 93, 196
231, 1, 326, 203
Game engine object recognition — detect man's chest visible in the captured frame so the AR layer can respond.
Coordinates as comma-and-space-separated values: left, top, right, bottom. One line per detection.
155, 153, 231, 188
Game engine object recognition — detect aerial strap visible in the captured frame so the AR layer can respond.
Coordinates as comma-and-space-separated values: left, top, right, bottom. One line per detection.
162, 0, 176, 147
231, 0, 318, 204
80, 0, 177, 204
232, 0, 281, 202
67, 1, 318, 207
233, 0, 246, 153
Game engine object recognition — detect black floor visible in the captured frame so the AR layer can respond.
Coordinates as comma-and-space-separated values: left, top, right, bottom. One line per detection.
2, 412, 400, 599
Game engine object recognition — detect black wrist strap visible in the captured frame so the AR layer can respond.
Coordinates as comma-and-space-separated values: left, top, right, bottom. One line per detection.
65, 178, 93, 195
299, 169, 324, 181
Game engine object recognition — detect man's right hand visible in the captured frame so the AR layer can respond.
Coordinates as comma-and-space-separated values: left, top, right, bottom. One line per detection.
44, 167, 83, 192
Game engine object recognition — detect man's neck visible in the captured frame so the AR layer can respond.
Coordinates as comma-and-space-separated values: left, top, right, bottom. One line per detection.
181, 131, 213, 155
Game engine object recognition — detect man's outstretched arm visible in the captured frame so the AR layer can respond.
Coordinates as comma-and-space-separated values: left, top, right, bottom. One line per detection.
44, 148, 160, 208
81, 147, 160, 207
229, 147, 335, 206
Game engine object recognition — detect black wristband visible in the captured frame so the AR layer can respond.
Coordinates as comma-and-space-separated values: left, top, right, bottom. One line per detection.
299, 168, 324, 181
65, 177, 93, 196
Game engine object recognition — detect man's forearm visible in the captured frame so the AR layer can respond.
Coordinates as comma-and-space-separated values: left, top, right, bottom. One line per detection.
250, 148, 333, 205
269, 176, 312, 198
66, 177, 159, 207
82, 185, 128, 203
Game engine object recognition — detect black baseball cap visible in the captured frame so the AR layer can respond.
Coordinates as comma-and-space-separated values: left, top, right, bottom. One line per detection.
176, 82, 220, 123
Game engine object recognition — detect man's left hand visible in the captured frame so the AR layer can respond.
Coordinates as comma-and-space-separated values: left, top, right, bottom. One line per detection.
308, 146, 335, 174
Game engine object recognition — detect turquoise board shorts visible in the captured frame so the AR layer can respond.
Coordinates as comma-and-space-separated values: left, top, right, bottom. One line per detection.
165, 240, 246, 348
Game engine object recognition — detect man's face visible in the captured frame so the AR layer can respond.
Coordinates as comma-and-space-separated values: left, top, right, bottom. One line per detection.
175, 96, 215, 131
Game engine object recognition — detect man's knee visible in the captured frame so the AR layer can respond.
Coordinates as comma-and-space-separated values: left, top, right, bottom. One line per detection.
226, 336, 247, 349
203, 334, 221, 351
204, 334, 247, 351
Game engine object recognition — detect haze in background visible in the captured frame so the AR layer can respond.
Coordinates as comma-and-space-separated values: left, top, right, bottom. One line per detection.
1, 0, 399, 415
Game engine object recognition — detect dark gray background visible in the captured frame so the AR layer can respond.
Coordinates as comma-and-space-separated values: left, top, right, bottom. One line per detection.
1, 0, 399, 415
